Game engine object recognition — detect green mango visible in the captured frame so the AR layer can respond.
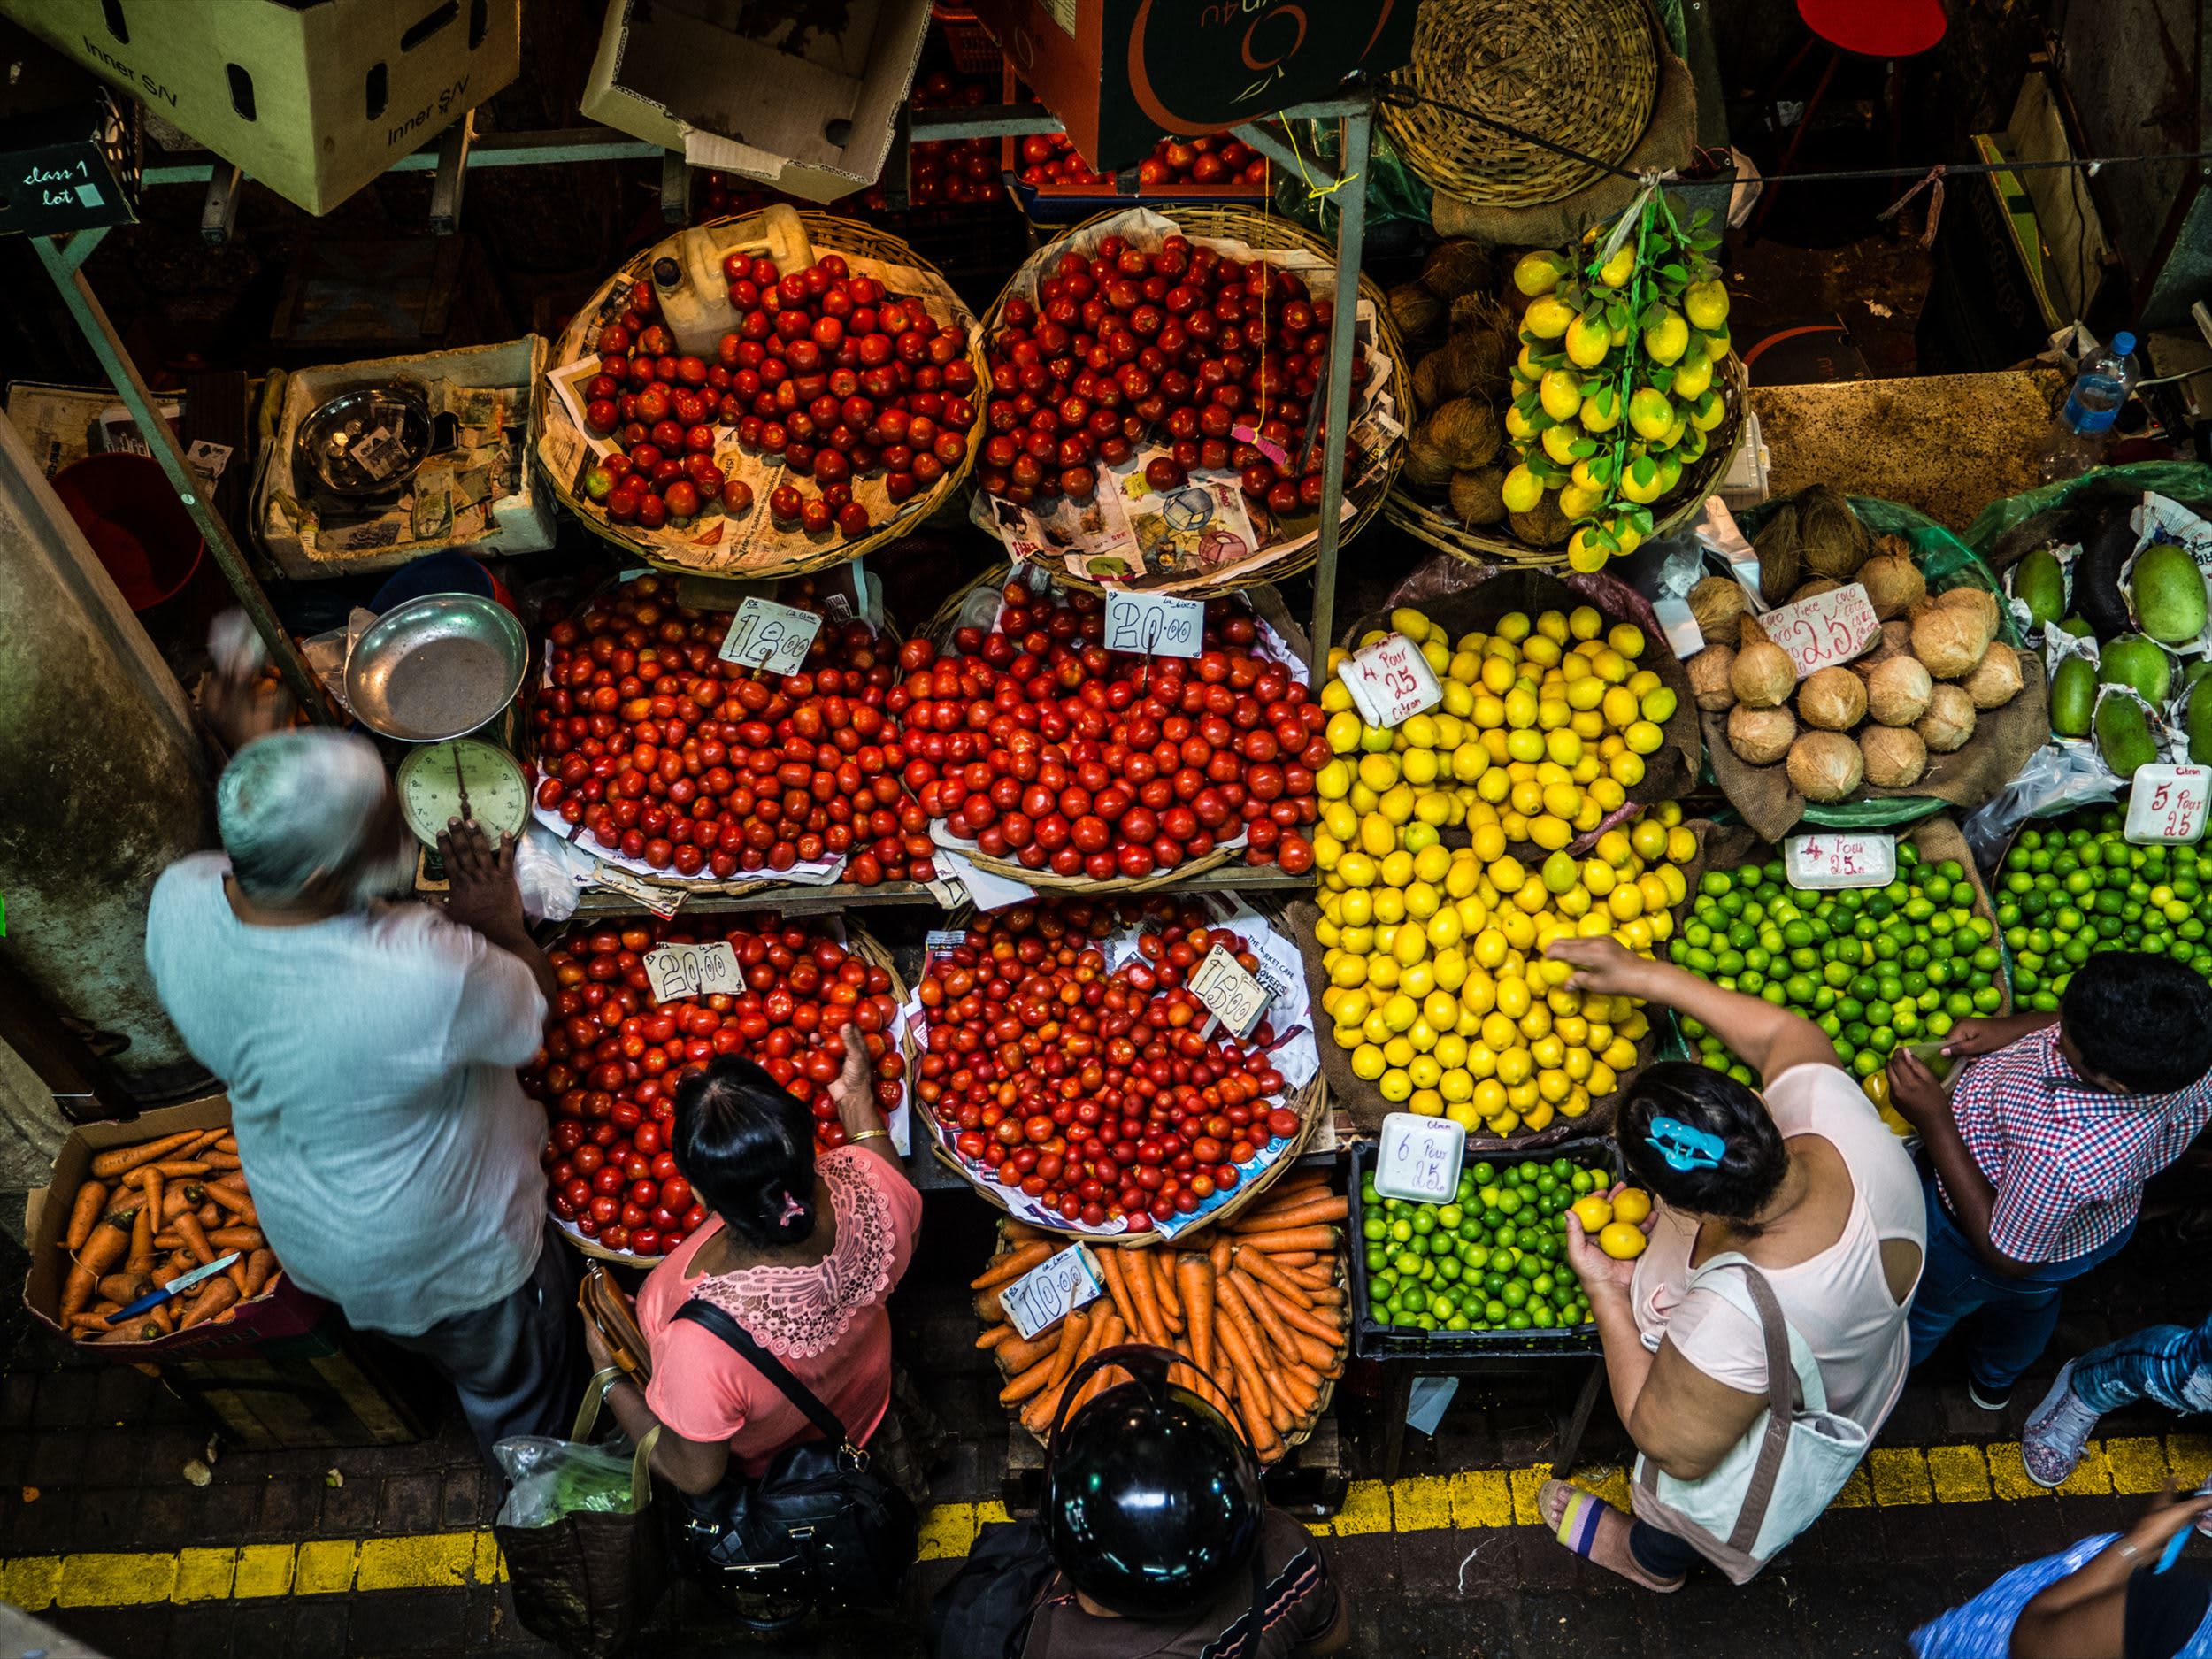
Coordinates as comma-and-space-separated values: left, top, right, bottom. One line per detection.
2049, 656, 2098, 738
2131, 542, 2209, 645
2186, 657, 2212, 692
2014, 548, 2066, 631
2190, 687, 2212, 765
2096, 695, 2159, 780
2099, 634, 2173, 705
2058, 616, 2093, 638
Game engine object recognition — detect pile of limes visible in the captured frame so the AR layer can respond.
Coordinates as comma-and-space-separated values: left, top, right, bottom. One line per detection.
1317, 604, 1678, 853
1359, 1157, 1653, 1334
1998, 813, 2212, 1005
1670, 841, 2005, 1087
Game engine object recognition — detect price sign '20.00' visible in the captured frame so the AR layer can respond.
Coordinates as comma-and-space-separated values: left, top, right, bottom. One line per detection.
643, 941, 741, 1003
1104, 589, 1203, 659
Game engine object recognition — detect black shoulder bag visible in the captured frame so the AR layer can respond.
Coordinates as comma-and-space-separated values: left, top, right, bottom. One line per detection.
667, 1299, 919, 1622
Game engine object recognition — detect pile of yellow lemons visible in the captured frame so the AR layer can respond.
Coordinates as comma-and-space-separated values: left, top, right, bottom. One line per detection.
1317, 604, 1679, 854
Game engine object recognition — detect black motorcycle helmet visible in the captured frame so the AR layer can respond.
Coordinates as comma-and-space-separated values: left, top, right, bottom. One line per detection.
1041, 1344, 1264, 1621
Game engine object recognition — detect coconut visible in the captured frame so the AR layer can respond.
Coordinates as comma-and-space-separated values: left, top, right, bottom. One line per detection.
1687, 644, 1738, 711
1788, 731, 1865, 802
1509, 494, 1573, 549
1419, 239, 1493, 301
1448, 331, 1509, 402
1858, 541, 1926, 620
1962, 639, 2024, 709
1910, 597, 1993, 679
1866, 655, 1934, 726
1727, 704, 1797, 766
1798, 666, 1867, 731
1790, 579, 1842, 603
1448, 466, 1508, 526
1916, 682, 1976, 753
1411, 350, 1452, 411
1421, 398, 1501, 471
1939, 585, 2002, 642
1854, 619, 1913, 674
1688, 576, 1752, 641
1754, 506, 1802, 604
1859, 725, 1928, 788
1401, 436, 1455, 493
1387, 281, 1444, 345
1730, 615, 1795, 710
1795, 483, 1872, 580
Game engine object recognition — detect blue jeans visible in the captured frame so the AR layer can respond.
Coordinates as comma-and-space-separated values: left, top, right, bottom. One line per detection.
2071, 1312, 2212, 1417
1907, 1170, 2136, 1392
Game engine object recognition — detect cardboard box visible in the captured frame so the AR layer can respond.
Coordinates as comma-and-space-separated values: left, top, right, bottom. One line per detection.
967, 0, 1417, 171
24, 1096, 326, 1360
0, 0, 519, 217
253, 334, 555, 579
583, 0, 931, 205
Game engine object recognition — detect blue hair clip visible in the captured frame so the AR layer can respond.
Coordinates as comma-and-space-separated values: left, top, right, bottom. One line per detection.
1647, 1117, 1726, 1172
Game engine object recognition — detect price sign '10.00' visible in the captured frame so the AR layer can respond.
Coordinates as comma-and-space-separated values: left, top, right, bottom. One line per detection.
1104, 589, 1203, 658
1757, 581, 1879, 681
717, 598, 823, 677
1784, 833, 1897, 889
1188, 945, 1271, 1040
643, 941, 741, 1003
1337, 632, 1442, 728
998, 1244, 1106, 1340
2126, 764, 2210, 845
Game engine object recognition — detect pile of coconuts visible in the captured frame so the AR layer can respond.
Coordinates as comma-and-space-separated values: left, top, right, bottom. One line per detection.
1685, 486, 2027, 802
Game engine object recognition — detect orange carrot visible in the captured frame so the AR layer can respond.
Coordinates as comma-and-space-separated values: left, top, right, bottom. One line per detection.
1209, 1235, 1233, 1277
1211, 1318, 1283, 1461
1267, 1294, 1345, 1345
62, 1213, 134, 1318
126, 1204, 155, 1276
1151, 1252, 1183, 1324
203, 1152, 242, 1170
136, 1167, 165, 1234
1213, 1268, 1275, 1370
1041, 1307, 1089, 1394
242, 1249, 276, 1299
173, 1211, 216, 1266
196, 1202, 220, 1228
1000, 1351, 1062, 1405
180, 1280, 238, 1328
976, 1324, 1010, 1348
1095, 1247, 1141, 1338
204, 1227, 264, 1252
1062, 1314, 1128, 1417
1233, 1196, 1346, 1231
1225, 1269, 1295, 1359
214, 1135, 237, 1154
94, 1322, 162, 1345
1233, 1225, 1340, 1255
1001, 1221, 1053, 1247
89, 1133, 198, 1179
181, 1127, 227, 1157
1178, 1254, 1216, 1379
151, 1160, 211, 1178
974, 1288, 1004, 1324
65, 1181, 108, 1252
1121, 1246, 1166, 1345
201, 1181, 257, 1222
1232, 1244, 1314, 1307
971, 1243, 1052, 1290
993, 1327, 1062, 1374
95, 1272, 150, 1304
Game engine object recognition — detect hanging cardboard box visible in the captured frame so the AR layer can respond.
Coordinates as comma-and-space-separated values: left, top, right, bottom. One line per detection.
965, 0, 1417, 172
582, 0, 931, 205
0, 0, 519, 217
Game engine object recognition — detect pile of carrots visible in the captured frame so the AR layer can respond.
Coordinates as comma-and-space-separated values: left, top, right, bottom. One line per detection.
971, 1175, 1349, 1464
57, 1126, 280, 1344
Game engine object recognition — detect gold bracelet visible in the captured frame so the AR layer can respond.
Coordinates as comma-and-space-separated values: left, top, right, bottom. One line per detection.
848, 1127, 891, 1144
588, 1363, 627, 1399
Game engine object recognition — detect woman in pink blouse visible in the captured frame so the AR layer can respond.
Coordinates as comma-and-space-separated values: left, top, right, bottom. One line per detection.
583, 1042, 923, 1498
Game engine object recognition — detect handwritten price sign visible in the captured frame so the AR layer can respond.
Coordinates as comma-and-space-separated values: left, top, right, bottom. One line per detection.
1337, 632, 1442, 728
642, 941, 741, 1003
1374, 1111, 1466, 1203
2126, 764, 2209, 845
1784, 833, 1897, 889
998, 1243, 1106, 1340
1188, 945, 1270, 1040
1757, 582, 1880, 681
1104, 589, 1203, 658
717, 598, 822, 677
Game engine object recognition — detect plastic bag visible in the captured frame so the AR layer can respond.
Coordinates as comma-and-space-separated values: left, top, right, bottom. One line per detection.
494, 1434, 642, 1530
1270, 120, 1432, 245
514, 825, 587, 924
1963, 462, 2212, 558
1961, 743, 2119, 872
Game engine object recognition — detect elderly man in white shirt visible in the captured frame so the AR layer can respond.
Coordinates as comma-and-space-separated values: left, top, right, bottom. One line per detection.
144, 724, 574, 1463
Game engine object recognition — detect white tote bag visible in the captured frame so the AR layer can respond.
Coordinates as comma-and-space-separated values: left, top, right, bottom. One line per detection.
1630, 1258, 1870, 1583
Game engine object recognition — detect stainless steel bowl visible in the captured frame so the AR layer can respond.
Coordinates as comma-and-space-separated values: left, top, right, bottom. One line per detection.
345, 594, 526, 742
296, 382, 434, 498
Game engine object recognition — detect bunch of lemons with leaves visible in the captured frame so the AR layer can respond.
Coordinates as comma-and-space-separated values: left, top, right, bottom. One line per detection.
1498, 194, 1733, 572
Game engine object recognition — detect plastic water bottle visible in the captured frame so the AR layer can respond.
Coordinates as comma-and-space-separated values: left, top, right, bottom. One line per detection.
2037, 331, 2138, 481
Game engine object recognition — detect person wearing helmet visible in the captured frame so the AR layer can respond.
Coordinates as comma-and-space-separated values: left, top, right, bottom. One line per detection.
1023, 1351, 1348, 1657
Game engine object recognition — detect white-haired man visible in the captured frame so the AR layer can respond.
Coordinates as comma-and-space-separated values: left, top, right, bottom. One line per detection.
145, 726, 574, 1463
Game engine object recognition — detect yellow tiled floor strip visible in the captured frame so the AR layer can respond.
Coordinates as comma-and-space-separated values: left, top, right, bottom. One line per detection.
4, 1435, 2207, 1613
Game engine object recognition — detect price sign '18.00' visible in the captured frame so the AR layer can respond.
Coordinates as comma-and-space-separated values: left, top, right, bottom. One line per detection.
1104, 589, 1203, 659
643, 941, 742, 1003
1757, 581, 1879, 681
1337, 632, 1442, 728
2126, 764, 2209, 845
717, 598, 823, 677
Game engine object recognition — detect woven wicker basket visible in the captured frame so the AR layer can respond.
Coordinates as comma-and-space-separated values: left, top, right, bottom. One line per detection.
540, 211, 987, 581
976, 206, 1409, 601
1383, 0, 1659, 208
1384, 353, 1748, 570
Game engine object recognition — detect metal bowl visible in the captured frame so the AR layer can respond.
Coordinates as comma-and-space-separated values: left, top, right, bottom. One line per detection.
296, 382, 434, 498
345, 593, 526, 742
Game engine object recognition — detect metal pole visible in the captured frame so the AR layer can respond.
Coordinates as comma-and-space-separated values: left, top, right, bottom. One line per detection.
32, 234, 335, 724
1306, 100, 1371, 676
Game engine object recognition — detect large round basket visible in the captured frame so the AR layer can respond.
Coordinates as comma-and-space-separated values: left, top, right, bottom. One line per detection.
1381, 0, 1659, 208
540, 211, 987, 580
976, 205, 1409, 600
1383, 353, 1748, 571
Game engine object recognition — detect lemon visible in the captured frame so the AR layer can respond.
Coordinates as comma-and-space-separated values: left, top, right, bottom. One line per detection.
1671, 352, 1713, 401
1539, 368, 1584, 422
1556, 481, 1604, 520
1541, 426, 1581, 467
1564, 312, 1611, 369
1666, 826, 1696, 864
1613, 1188, 1653, 1225
1624, 719, 1663, 755
1598, 1221, 1649, 1261
1597, 244, 1635, 288
1642, 307, 1689, 365
1689, 389, 1728, 433
1514, 250, 1570, 296
1627, 386, 1675, 442
1523, 296, 1574, 340
1535, 849, 1577, 895
1579, 390, 1620, 433
1500, 463, 1545, 514
1684, 277, 1730, 331
1565, 529, 1609, 572
1640, 687, 1678, 724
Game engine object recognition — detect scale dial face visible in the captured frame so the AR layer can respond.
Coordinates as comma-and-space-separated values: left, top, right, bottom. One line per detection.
397, 738, 530, 848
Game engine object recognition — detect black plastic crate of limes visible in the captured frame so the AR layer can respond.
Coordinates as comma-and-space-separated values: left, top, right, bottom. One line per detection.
1348, 1138, 1626, 1362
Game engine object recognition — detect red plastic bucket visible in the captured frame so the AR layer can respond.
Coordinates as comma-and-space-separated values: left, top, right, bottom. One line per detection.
51, 452, 206, 612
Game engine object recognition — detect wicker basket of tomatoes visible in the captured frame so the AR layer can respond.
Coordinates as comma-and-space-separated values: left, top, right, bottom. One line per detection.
524, 915, 910, 1264
541, 206, 987, 580
970, 205, 1408, 600
902, 896, 1326, 1245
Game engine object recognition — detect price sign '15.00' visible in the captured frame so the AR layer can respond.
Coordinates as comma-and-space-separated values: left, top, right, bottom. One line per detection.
717, 598, 823, 677
643, 941, 741, 1003
1337, 632, 1442, 728
1758, 581, 1879, 681
1188, 945, 1270, 1040
1784, 833, 1896, 889
2126, 764, 2209, 845
1104, 589, 1203, 659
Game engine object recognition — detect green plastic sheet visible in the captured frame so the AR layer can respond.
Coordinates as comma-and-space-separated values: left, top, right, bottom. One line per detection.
1962, 462, 2212, 557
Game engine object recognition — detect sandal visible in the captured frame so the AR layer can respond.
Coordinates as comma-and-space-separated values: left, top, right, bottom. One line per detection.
1540, 1479, 1685, 1594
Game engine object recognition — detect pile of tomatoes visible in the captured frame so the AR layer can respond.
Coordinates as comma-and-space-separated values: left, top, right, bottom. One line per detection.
980, 231, 1367, 518
912, 900, 1299, 1232
861, 70, 1002, 208
531, 574, 935, 886
525, 918, 907, 1258
890, 582, 1320, 878
1013, 131, 1269, 194
577, 280, 741, 529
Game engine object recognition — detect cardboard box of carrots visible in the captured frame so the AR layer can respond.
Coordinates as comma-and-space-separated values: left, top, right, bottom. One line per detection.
972, 1172, 1349, 1465
24, 1097, 322, 1356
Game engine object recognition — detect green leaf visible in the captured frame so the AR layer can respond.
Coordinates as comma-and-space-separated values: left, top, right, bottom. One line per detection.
1691, 208, 1713, 229
1590, 456, 1617, 486
1693, 234, 1722, 252
1605, 303, 1629, 332
1596, 526, 1621, 553
1638, 302, 1664, 331
1513, 391, 1539, 417
1632, 507, 1655, 534
1569, 437, 1599, 458
1597, 386, 1617, 419
1650, 367, 1675, 393
1661, 263, 1688, 284
1632, 455, 1656, 488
